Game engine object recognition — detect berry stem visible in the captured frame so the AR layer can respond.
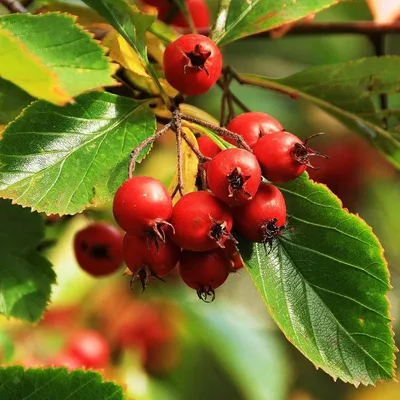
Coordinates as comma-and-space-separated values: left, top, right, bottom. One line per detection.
0, 0, 27, 12
216, 79, 250, 115
180, 113, 252, 152
173, 110, 185, 197
128, 122, 172, 179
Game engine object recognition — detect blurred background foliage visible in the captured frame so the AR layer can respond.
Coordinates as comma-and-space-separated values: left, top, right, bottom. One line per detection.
0, 0, 399, 399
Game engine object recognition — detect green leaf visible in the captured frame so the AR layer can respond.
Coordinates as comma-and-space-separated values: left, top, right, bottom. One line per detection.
0, 331, 14, 363
188, 304, 289, 400
0, 199, 55, 322
210, 0, 338, 46
238, 56, 400, 169
0, 13, 117, 105
0, 78, 33, 125
81, 0, 170, 102
0, 92, 156, 215
238, 175, 395, 385
81, 0, 155, 64
0, 366, 124, 399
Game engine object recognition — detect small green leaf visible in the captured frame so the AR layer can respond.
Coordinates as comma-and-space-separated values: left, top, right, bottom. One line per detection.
0, 78, 33, 125
238, 175, 395, 385
210, 0, 338, 46
0, 366, 124, 399
238, 56, 400, 169
81, 0, 155, 64
0, 13, 117, 105
0, 199, 55, 322
0, 92, 156, 215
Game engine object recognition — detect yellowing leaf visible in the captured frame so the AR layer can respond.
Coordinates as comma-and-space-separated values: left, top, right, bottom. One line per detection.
0, 13, 117, 105
168, 127, 198, 204
367, 0, 400, 23
0, 29, 68, 104
106, 32, 178, 97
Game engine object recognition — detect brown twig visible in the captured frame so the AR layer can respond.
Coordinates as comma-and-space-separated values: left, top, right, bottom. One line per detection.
172, 109, 184, 197
0, 0, 27, 13
180, 113, 252, 152
128, 122, 172, 179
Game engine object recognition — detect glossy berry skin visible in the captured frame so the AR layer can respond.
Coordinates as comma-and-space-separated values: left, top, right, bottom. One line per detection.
224, 240, 244, 272
226, 112, 283, 148
179, 249, 231, 302
170, 191, 233, 252
66, 330, 110, 369
234, 182, 286, 243
163, 34, 222, 96
254, 132, 309, 183
197, 135, 221, 171
207, 148, 262, 207
123, 232, 180, 288
113, 176, 172, 236
142, 0, 210, 29
74, 223, 123, 277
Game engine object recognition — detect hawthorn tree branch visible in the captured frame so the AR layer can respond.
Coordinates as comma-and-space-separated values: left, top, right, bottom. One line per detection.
0, 0, 27, 13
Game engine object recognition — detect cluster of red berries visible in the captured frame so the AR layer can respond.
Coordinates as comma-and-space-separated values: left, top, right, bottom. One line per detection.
108, 112, 324, 302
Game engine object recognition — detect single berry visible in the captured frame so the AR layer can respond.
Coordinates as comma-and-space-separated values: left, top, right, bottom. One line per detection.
234, 182, 286, 243
179, 248, 231, 302
113, 176, 173, 239
197, 136, 221, 165
142, 0, 210, 29
66, 330, 110, 369
74, 223, 123, 277
170, 191, 234, 252
226, 112, 283, 148
123, 231, 180, 290
163, 34, 222, 96
207, 148, 261, 206
224, 240, 244, 272
253, 132, 327, 183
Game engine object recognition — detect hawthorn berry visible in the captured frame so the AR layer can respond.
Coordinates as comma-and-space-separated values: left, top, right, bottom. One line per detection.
197, 135, 221, 169
142, 0, 210, 29
74, 223, 123, 277
123, 231, 180, 290
113, 176, 173, 239
207, 148, 262, 206
224, 240, 244, 272
179, 248, 231, 302
226, 112, 283, 148
163, 34, 222, 96
66, 330, 110, 369
170, 191, 234, 251
253, 132, 327, 183
234, 182, 286, 243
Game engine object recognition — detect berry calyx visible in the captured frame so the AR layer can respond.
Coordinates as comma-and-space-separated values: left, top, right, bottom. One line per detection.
170, 191, 234, 252
207, 148, 262, 206
234, 182, 286, 244
163, 34, 222, 96
113, 176, 173, 239
253, 132, 327, 183
74, 223, 123, 277
123, 232, 180, 290
226, 112, 283, 148
179, 248, 231, 302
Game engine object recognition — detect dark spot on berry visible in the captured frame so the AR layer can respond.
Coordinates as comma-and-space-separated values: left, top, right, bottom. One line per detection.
184, 44, 211, 75
80, 241, 89, 251
261, 218, 286, 245
89, 244, 110, 260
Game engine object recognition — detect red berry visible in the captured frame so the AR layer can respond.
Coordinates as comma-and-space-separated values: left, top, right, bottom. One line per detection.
207, 148, 261, 206
171, 0, 210, 29
197, 136, 221, 159
163, 34, 222, 96
253, 132, 326, 183
142, 0, 210, 29
179, 249, 231, 302
123, 232, 180, 290
226, 112, 283, 148
224, 240, 244, 272
234, 182, 286, 243
74, 223, 123, 277
113, 176, 173, 238
66, 330, 110, 369
170, 191, 234, 251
